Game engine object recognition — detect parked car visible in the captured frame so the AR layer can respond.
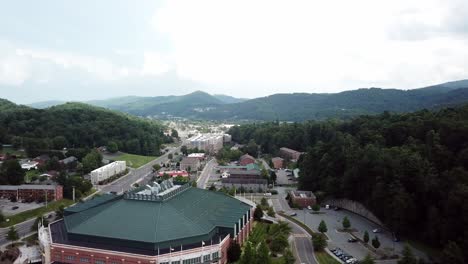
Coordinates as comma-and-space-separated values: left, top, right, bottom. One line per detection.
307, 205, 312, 210
347, 238, 358, 243
11, 206, 19, 210
373, 228, 381, 233
289, 212, 297, 216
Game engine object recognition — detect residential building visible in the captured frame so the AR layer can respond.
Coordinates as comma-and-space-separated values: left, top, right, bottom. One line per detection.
21, 160, 39, 170
239, 154, 255, 166
180, 157, 201, 171
60, 156, 78, 169
33, 154, 50, 166
188, 134, 224, 153
90, 161, 127, 185
187, 153, 205, 160
0, 184, 63, 201
271, 157, 284, 169
221, 178, 268, 191
39, 180, 253, 264
289, 190, 316, 208
279, 147, 302, 161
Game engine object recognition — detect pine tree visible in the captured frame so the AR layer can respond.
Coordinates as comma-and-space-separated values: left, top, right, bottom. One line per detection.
240, 242, 255, 264
7, 226, 19, 243
363, 231, 369, 243
342, 216, 351, 229
372, 236, 381, 249
398, 244, 418, 264
318, 220, 328, 233
256, 241, 272, 264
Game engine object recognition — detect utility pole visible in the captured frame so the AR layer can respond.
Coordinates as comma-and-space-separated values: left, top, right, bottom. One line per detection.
45, 190, 48, 208
72, 186, 76, 202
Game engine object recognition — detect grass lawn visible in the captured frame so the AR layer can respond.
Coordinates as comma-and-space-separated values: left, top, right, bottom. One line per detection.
0, 147, 26, 157
1, 199, 74, 227
114, 153, 157, 168
315, 251, 341, 264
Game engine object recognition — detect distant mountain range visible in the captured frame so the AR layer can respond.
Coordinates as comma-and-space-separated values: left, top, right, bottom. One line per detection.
27, 80, 468, 121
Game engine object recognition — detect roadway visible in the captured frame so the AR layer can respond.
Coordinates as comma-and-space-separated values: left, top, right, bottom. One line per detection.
0, 212, 55, 248
99, 146, 181, 194
196, 159, 217, 189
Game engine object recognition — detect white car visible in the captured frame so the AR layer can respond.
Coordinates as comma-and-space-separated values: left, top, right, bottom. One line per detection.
373, 228, 381, 233
307, 205, 312, 210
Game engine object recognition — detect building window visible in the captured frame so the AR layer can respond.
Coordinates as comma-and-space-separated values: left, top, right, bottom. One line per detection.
80, 257, 90, 263
54, 254, 61, 260
171, 261, 180, 264
159, 262, 169, 264
95, 260, 105, 264
212, 252, 219, 259
65, 255, 76, 261
203, 254, 211, 262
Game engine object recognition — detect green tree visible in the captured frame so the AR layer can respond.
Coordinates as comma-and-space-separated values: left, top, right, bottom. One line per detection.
267, 207, 275, 217
168, 153, 173, 160
55, 205, 65, 219
0, 211, 4, 223
372, 236, 381, 249
312, 234, 327, 251
52, 136, 68, 149
260, 197, 268, 207
227, 241, 241, 263
398, 244, 418, 264
240, 242, 256, 264
181, 145, 188, 155
318, 220, 328, 233
360, 254, 375, 264
363, 230, 369, 243
312, 204, 320, 212
283, 249, 295, 264
342, 216, 351, 229
171, 129, 179, 138
81, 150, 102, 173
256, 241, 272, 264
270, 234, 289, 254
7, 226, 19, 243
208, 184, 216, 191
107, 141, 118, 153
152, 164, 161, 171
0, 159, 25, 185
31, 215, 49, 232
254, 206, 264, 220
440, 241, 464, 264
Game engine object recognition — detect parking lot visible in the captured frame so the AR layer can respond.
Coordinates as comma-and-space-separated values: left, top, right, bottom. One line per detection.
0, 199, 44, 216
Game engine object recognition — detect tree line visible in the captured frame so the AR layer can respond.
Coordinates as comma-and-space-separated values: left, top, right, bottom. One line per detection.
228, 105, 468, 263
0, 101, 172, 157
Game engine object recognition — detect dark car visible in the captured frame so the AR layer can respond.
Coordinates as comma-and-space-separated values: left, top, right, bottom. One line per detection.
11, 206, 19, 210
347, 238, 358, 243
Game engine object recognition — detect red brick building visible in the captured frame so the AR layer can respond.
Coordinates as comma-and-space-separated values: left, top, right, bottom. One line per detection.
0, 185, 63, 201
279, 147, 302, 161
239, 154, 255, 166
271, 157, 284, 169
289, 190, 316, 208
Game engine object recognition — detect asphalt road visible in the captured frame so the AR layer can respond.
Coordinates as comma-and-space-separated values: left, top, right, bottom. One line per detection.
196, 159, 217, 189
277, 214, 317, 264
0, 212, 55, 247
99, 146, 181, 194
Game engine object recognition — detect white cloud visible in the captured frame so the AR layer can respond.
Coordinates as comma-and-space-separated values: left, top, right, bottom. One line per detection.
141, 51, 171, 76
152, 0, 468, 92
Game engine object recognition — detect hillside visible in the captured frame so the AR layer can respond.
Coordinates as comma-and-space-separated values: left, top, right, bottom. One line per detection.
0, 100, 171, 156
229, 104, 468, 262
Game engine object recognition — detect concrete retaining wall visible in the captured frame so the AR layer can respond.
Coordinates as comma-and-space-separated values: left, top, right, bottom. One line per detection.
324, 198, 385, 227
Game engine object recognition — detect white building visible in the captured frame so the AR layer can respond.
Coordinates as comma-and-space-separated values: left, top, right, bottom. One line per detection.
188, 134, 224, 153
21, 161, 38, 170
90, 161, 126, 184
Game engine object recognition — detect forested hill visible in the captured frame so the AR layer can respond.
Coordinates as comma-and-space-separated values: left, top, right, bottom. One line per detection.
0, 100, 172, 156
229, 104, 468, 262
198, 80, 468, 121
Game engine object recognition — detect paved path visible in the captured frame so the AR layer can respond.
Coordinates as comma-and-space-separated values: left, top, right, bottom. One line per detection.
0, 212, 55, 247
196, 159, 217, 189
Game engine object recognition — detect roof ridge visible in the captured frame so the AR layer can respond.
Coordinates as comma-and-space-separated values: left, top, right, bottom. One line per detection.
153, 200, 162, 244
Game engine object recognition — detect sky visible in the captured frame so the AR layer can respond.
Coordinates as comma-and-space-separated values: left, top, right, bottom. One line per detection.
1, 0, 468, 104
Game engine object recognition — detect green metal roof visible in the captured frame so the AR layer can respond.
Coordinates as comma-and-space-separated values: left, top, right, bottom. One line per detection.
64, 187, 251, 245
218, 163, 260, 171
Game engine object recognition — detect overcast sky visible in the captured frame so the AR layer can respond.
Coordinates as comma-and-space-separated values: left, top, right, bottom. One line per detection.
1, 0, 468, 104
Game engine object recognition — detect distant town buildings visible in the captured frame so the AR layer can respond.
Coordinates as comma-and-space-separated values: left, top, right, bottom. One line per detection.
39, 180, 253, 264
21, 160, 39, 170
90, 161, 126, 185
0, 184, 63, 201
219, 160, 267, 191
187, 134, 225, 153
271, 157, 284, 169
180, 156, 201, 171
239, 154, 255, 166
187, 153, 206, 160
289, 190, 316, 208
279, 147, 303, 161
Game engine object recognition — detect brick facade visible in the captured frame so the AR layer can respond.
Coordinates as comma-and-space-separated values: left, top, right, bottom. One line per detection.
0, 185, 63, 201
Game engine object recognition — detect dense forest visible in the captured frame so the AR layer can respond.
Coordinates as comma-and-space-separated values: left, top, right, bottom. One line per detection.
229, 104, 468, 262
0, 99, 172, 156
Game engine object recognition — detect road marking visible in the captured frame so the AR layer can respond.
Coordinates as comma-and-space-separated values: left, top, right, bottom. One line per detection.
291, 238, 304, 264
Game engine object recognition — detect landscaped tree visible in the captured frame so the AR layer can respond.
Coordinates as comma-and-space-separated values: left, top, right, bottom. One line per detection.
55, 205, 65, 219
181, 145, 188, 155
312, 234, 327, 251
152, 164, 161, 172
31, 215, 49, 232
260, 197, 268, 208
283, 249, 295, 264
254, 206, 264, 220
227, 241, 241, 263
363, 230, 370, 243
168, 153, 173, 160
440, 241, 465, 264
269, 234, 288, 254
398, 244, 418, 264
312, 204, 320, 212
171, 129, 179, 138
239, 242, 256, 264
0, 159, 25, 185
256, 241, 272, 264
342, 216, 351, 229
267, 207, 275, 217
208, 184, 216, 191
360, 254, 375, 264
0, 211, 4, 223
81, 150, 102, 173
107, 141, 118, 153
318, 220, 328, 233
372, 236, 381, 249
7, 226, 19, 244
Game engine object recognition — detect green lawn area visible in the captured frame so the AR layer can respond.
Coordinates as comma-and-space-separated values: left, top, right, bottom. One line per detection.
114, 153, 157, 168
0, 147, 26, 157
0, 199, 74, 227
315, 251, 341, 264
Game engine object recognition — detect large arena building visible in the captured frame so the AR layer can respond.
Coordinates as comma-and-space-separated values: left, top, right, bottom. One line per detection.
39, 180, 253, 264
